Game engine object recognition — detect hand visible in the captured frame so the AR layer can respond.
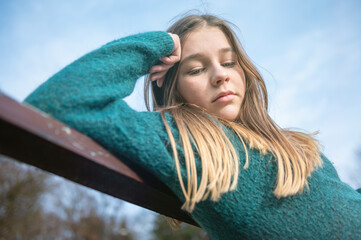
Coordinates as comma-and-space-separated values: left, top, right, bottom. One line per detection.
149, 33, 181, 87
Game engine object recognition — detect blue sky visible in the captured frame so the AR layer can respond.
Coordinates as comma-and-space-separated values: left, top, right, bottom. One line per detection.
0, 0, 360, 195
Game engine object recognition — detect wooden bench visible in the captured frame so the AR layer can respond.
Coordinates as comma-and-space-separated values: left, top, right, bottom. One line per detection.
0, 92, 198, 226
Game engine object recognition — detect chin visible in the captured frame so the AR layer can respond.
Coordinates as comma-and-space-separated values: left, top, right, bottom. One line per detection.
213, 104, 241, 122
220, 115, 238, 121
216, 110, 240, 122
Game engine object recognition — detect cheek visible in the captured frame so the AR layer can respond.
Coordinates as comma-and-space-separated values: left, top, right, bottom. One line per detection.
176, 77, 208, 104
236, 68, 246, 97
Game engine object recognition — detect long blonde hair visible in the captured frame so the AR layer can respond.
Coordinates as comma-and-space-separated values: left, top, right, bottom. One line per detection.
145, 14, 322, 213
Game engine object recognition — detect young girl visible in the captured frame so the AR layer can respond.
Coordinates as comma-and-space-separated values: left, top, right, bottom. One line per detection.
25, 14, 360, 239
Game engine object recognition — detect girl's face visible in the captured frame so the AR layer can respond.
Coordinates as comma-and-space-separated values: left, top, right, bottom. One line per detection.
176, 27, 246, 121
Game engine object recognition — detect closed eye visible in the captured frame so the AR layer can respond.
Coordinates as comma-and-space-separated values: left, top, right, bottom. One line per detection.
222, 62, 236, 67
188, 68, 205, 75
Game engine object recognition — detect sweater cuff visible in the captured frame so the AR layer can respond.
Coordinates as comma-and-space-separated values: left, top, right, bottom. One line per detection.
105, 31, 175, 59
138, 31, 175, 57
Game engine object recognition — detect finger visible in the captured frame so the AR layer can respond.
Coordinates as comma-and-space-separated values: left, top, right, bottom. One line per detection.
150, 71, 167, 82
149, 73, 165, 88
157, 78, 164, 88
149, 72, 157, 81
162, 33, 181, 65
172, 38, 181, 59
160, 55, 179, 65
170, 33, 181, 60
149, 64, 173, 73
149, 71, 162, 81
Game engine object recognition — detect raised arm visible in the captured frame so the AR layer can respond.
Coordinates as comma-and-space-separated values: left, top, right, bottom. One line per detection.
24, 31, 174, 118
23, 31, 184, 188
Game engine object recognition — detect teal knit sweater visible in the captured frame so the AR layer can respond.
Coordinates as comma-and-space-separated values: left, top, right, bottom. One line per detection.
24, 31, 361, 240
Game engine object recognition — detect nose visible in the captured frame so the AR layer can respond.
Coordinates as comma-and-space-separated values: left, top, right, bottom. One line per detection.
211, 64, 229, 87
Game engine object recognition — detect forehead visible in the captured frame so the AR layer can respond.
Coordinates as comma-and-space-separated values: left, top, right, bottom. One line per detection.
181, 27, 232, 59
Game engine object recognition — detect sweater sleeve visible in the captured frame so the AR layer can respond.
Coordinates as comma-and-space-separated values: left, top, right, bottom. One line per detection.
23, 31, 180, 185
24, 31, 173, 116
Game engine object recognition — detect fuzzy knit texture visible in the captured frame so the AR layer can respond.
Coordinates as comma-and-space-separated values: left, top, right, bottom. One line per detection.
24, 31, 361, 240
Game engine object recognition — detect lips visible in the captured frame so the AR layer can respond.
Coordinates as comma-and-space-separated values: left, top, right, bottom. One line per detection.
212, 91, 236, 103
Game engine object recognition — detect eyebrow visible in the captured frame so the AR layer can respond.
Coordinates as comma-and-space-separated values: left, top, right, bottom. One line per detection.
180, 47, 235, 66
